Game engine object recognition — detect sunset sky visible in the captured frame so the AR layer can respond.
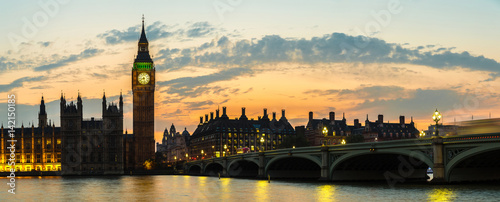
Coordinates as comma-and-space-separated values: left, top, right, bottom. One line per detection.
1, 0, 500, 142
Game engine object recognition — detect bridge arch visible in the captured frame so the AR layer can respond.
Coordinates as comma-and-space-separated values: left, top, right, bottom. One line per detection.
330, 149, 433, 181
204, 162, 224, 176
265, 154, 322, 179
187, 164, 202, 175
227, 159, 259, 177
446, 143, 500, 182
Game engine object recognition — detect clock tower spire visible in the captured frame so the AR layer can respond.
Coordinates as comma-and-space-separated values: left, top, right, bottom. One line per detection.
129, 15, 156, 170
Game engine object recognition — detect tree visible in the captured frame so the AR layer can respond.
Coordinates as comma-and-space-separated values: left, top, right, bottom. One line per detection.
278, 133, 310, 149
346, 134, 364, 143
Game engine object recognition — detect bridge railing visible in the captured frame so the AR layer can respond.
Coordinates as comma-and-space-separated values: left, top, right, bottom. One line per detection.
185, 133, 500, 164
442, 133, 500, 143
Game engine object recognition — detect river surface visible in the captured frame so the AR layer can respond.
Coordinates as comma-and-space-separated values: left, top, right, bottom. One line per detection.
1, 175, 500, 201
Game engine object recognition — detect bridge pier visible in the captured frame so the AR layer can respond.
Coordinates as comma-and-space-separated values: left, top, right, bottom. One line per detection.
430, 136, 446, 183
257, 152, 265, 179
319, 146, 329, 181
222, 158, 228, 177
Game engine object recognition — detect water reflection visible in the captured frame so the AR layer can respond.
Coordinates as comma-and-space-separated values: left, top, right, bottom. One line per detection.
316, 185, 336, 201
219, 178, 232, 200
255, 180, 269, 201
2, 176, 500, 201
427, 188, 456, 201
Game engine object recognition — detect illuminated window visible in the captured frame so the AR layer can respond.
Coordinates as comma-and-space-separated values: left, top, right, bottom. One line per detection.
47, 140, 51, 145
57, 139, 61, 144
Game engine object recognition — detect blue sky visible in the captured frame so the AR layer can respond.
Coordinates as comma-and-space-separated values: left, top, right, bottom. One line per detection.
1, 0, 500, 141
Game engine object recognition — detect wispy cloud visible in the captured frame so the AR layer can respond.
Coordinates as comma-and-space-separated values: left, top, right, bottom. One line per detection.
158, 67, 252, 98
352, 89, 470, 117
0, 57, 22, 71
97, 21, 220, 45
184, 100, 215, 110
0, 76, 45, 93
305, 85, 407, 100
155, 33, 500, 74
185, 22, 216, 38
38, 41, 52, 47
34, 48, 103, 72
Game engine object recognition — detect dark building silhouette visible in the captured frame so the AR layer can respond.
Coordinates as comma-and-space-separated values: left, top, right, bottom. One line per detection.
363, 114, 419, 141
305, 111, 350, 146
1, 97, 61, 172
128, 17, 156, 170
61, 92, 124, 175
189, 107, 294, 159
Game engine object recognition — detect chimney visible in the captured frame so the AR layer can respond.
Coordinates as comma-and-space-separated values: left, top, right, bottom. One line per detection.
199, 116, 203, 124
223, 106, 227, 115
216, 109, 220, 118
309, 111, 313, 121
205, 114, 209, 122
272, 112, 276, 120
242, 107, 246, 116
263, 108, 267, 116
378, 114, 383, 123
282, 109, 286, 118
354, 119, 360, 128
210, 112, 214, 120
329, 112, 335, 121
400, 116, 405, 125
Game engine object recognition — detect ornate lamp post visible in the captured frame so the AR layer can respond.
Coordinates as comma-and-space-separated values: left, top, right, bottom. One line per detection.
419, 130, 426, 138
185, 153, 188, 161
341, 139, 346, 145
322, 127, 328, 146
224, 144, 227, 156
260, 136, 265, 152
432, 109, 442, 137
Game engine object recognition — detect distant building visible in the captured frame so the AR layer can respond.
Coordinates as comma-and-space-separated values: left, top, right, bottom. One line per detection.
60, 93, 124, 175
1, 97, 61, 172
364, 114, 419, 142
424, 124, 459, 137
156, 124, 190, 163
189, 107, 294, 160
305, 112, 352, 146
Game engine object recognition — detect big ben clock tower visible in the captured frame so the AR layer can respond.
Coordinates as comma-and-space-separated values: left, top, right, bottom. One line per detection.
131, 16, 155, 170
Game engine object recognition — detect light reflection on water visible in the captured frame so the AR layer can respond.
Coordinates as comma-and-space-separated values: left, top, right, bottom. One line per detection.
428, 188, 456, 202
2, 175, 500, 201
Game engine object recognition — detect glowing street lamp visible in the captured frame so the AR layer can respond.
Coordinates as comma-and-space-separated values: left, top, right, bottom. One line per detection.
341, 139, 346, 145
185, 153, 188, 161
322, 127, 328, 146
224, 144, 227, 156
432, 109, 442, 137
201, 150, 204, 156
419, 130, 426, 138
260, 136, 265, 152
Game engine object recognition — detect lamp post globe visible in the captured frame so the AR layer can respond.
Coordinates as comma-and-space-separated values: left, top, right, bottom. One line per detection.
419, 130, 426, 138
432, 109, 442, 137
260, 136, 265, 152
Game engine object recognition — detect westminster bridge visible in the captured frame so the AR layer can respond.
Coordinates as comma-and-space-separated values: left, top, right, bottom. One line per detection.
184, 133, 500, 183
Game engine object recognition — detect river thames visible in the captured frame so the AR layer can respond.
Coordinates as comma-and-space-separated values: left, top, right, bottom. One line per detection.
2, 175, 500, 201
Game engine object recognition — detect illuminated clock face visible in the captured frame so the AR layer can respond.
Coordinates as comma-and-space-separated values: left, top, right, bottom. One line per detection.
138, 72, 150, 84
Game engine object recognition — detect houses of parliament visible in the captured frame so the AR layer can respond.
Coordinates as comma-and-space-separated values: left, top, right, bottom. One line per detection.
0, 17, 156, 174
